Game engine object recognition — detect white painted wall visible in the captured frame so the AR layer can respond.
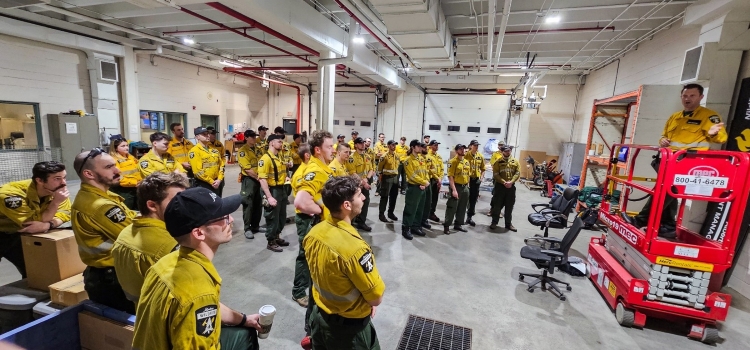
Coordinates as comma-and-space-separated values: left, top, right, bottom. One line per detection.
377, 85, 425, 142
0, 34, 92, 147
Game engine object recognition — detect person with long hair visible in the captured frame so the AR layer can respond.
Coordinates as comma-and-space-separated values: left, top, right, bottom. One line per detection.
109, 138, 141, 210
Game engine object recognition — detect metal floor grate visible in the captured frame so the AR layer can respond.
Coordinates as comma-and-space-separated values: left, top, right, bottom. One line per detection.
396, 314, 472, 350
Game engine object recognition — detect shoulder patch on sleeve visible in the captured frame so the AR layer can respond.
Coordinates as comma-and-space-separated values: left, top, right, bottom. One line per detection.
188, 152, 195, 159
709, 115, 721, 124
304, 172, 316, 181
140, 161, 149, 169
359, 251, 374, 273
104, 206, 127, 223
239, 151, 245, 157
195, 305, 218, 337
258, 159, 265, 167
4, 196, 23, 209
348, 157, 354, 163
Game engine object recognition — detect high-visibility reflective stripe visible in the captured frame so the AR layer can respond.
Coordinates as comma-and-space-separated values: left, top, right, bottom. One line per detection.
313, 282, 361, 302
670, 141, 710, 150
78, 240, 114, 255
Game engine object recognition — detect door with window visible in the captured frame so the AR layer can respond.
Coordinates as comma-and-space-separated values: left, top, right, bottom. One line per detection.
333, 92, 376, 141
423, 94, 509, 161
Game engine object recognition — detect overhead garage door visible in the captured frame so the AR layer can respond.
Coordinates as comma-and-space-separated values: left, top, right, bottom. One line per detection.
333, 92, 377, 140
423, 94, 510, 161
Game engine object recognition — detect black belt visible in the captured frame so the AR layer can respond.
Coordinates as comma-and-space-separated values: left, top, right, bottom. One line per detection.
407, 183, 423, 187
470, 177, 479, 180
382, 174, 397, 178
317, 308, 370, 326
455, 183, 468, 187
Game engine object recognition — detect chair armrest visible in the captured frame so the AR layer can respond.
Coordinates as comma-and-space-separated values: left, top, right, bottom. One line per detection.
541, 250, 564, 257
531, 203, 551, 213
542, 213, 567, 226
524, 236, 561, 243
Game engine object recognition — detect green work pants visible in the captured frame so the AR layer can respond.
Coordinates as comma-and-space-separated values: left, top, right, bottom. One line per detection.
293, 214, 314, 299
264, 186, 288, 242
420, 180, 434, 224
444, 183, 469, 227
310, 306, 380, 350
241, 177, 263, 232
83, 266, 135, 314
491, 184, 516, 227
378, 175, 398, 215
402, 184, 425, 229
110, 186, 137, 211
354, 187, 370, 226
220, 326, 259, 350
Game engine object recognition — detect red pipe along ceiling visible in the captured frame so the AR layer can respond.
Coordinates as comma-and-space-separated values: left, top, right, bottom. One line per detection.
224, 67, 344, 71
228, 70, 302, 133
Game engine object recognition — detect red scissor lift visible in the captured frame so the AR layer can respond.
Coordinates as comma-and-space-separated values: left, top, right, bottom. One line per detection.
587, 144, 750, 344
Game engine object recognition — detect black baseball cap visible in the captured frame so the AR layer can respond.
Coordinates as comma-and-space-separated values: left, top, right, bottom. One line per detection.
387, 140, 397, 146
351, 131, 359, 135
428, 140, 440, 146
244, 130, 257, 138
500, 145, 511, 151
165, 188, 241, 237
267, 134, 285, 142
409, 139, 421, 147
258, 125, 268, 131
274, 126, 285, 134
194, 127, 209, 136
337, 134, 345, 139
469, 140, 479, 146
455, 144, 466, 151
354, 137, 365, 144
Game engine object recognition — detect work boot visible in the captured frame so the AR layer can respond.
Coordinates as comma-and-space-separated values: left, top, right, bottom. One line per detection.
454, 225, 467, 232
244, 231, 255, 239
379, 214, 391, 223
411, 227, 426, 237
276, 238, 290, 246
421, 221, 432, 229
292, 295, 308, 308
357, 223, 373, 232
402, 227, 413, 240
467, 217, 476, 227
506, 225, 517, 232
429, 214, 441, 223
388, 212, 399, 221
267, 242, 283, 252
443, 225, 450, 235
620, 212, 637, 226
658, 225, 677, 239
489, 221, 498, 230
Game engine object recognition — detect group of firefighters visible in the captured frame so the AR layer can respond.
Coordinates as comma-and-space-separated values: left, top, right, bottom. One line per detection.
0, 83, 726, 350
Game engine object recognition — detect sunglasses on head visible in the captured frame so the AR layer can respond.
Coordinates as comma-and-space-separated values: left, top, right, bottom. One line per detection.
77, 147, 104, 174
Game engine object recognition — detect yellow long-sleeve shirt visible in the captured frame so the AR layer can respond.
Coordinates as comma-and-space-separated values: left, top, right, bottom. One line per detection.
0, 179, 71, 232
403, 154, 430, 186
662, 106, 728, 150
188, 143, 225, 183
113, 153, 142, 187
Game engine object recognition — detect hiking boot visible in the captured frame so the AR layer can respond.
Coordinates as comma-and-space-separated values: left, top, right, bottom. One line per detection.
244, 231, 255, 239
388, 213, 399, 221
467, 217, 476, 227
379, 214, 391, 223
421, 221, 432, 229
443, 226, 450, 234
506, 225, 517, 232
454, 225, 467, 232
489, 222, 498, 230
357, 223, 373, 232
411, 227, 426, 237
402, 227, 413, 240
267, 243, 283, 252
276, 238, 290, 246
429, 214, 441, 223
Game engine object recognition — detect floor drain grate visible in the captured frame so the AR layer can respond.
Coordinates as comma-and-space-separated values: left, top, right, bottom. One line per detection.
396, 314, 472, 350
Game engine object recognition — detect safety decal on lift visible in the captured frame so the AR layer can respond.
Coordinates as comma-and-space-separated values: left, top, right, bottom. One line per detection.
655, 256, 714, 272
608, 281, 617, 298
673, 245, 700, 259
674, 166, 728, 196
603, 275, 610, 291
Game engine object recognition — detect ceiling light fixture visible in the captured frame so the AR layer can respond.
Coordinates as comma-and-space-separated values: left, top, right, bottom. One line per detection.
353, 36, 365, 44
182, 37, 195, 45
545, 15, 561, 24
219, 60, 242, 68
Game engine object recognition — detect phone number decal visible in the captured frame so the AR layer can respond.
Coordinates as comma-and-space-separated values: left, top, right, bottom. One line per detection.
673, 175, 728, 188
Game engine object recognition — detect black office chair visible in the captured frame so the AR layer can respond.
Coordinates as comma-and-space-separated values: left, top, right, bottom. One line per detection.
527, 186, 580, 237
518, 217, 584, 301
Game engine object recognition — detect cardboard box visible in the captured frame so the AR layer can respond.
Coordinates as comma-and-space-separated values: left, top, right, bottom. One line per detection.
79, 311, 134, 350
21, 229, 86, 290
49, 273, 88, 306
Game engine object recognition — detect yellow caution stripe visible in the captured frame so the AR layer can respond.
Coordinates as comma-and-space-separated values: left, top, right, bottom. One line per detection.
656, 256, 714, 272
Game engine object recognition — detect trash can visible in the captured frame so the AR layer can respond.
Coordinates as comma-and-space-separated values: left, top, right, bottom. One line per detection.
0, 280, 50, 334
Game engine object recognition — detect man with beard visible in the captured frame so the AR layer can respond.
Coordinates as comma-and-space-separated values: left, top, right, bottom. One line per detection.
189, 127, 225, 196
345, 137, 374, 232
138, 132, 186, 177
256, 125, 269, 151
259, 134, 290, 252
72, 148, 139, 313
304, 175, 385, 349
292, 130, 334, 315
0, 161, 71, 278
167, 123, 193, 175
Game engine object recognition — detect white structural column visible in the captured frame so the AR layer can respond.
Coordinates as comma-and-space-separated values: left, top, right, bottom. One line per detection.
120, 47, 140, 141
317, 50, 336, 131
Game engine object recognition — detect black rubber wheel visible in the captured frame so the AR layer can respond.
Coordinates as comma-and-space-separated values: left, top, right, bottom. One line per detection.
566, 285, 572, 291
519, 275, 525, 281
701, 326, 720, 345
615, 302, 635, 327
534, 177, 544, 187
560, 295, 566, 301
527, 287, 534, 293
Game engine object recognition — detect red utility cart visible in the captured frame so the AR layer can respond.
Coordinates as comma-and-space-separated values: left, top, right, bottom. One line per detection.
587, 144, 750, 344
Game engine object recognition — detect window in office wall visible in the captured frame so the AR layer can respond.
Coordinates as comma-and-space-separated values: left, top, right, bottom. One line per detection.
487, 127, 502, 133
447, 125, 460, 132
140, 110, 187, 142
344, 120, 355, 126
428, 125, 441, 131
334, 120, 340, 125
360, 121, 371, 127
467, 126, 480, 133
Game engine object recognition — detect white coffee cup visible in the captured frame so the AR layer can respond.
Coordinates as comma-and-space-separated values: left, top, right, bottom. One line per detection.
258, 305, 276, 339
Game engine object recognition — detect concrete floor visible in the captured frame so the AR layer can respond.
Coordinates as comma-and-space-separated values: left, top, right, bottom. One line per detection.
3, 163, 750, 349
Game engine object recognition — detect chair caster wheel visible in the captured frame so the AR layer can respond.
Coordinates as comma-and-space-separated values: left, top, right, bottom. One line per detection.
519, 275, 525, 281
566, 286, 572, 291
541, 286, 547, 291
560, 295, 566, 301
527, 287, 534, 293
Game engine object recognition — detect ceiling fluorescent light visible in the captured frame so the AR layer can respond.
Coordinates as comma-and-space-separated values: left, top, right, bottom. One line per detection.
182, 37, 195, 45
220, 60, 242, 68
545, 15, 560, 24
353, 36, 365, 44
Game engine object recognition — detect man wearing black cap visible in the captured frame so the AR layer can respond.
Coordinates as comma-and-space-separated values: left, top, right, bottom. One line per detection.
345, 137, 374, 232
423, 135, 430, 145
423, 140, 443, 225
132, 188, 262, 350
207, 128, 226, 159
377, 140, 400, 222
444, 144, 471, 234
401, 140, 430, 240
259, 133, 291, 252
348, 131, 359, 150
274, 127, 294, 168
237, 130, 265, 239
189, 127, 225, 196
333, 134, 346, 151
465, 140, 485, 227
490, 146, 519, 231
256, 125, 269, 151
